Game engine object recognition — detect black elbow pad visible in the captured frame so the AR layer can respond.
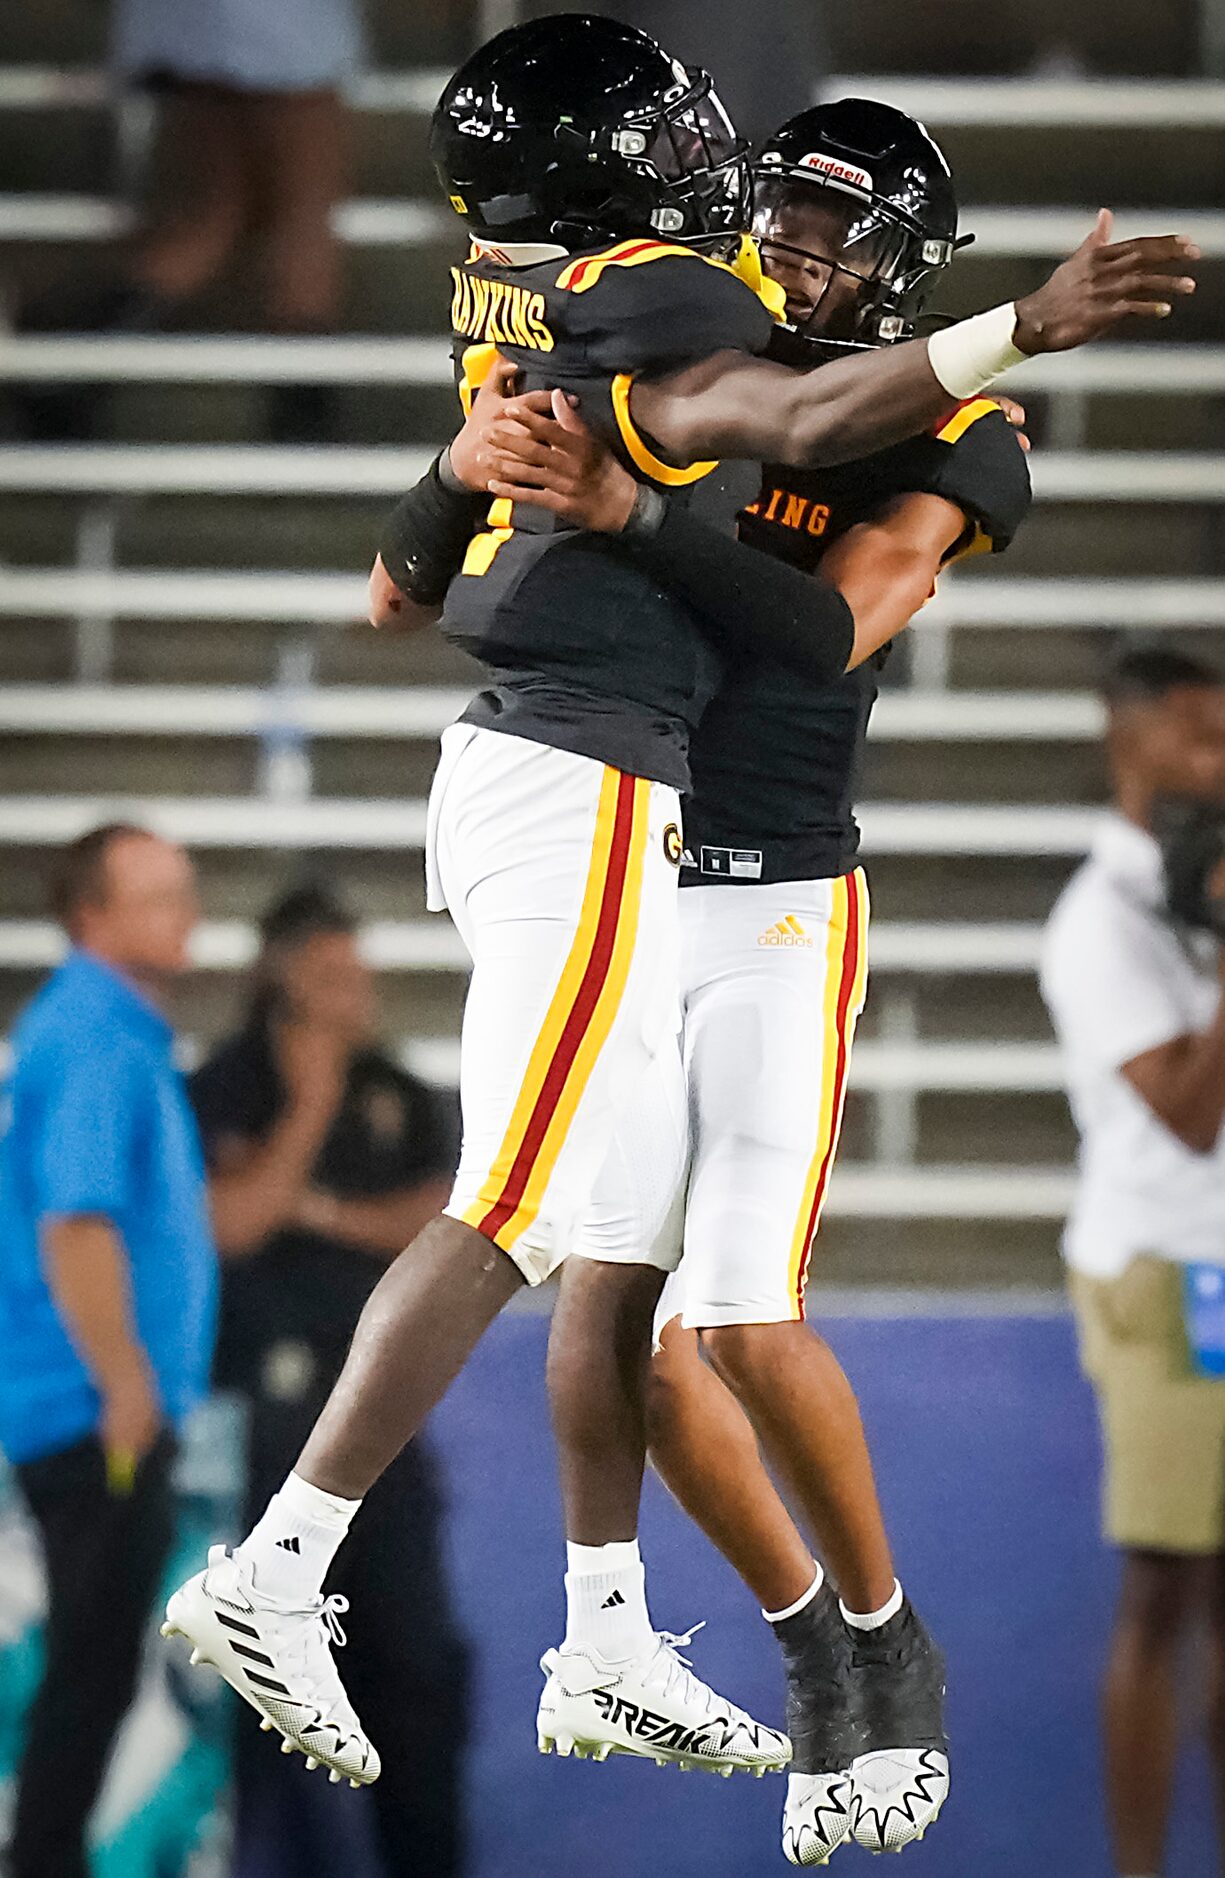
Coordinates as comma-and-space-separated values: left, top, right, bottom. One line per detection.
379, 456, 486, 605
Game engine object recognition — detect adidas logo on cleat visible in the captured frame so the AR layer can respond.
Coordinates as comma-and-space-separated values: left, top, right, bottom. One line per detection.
758, 917, 813, 948
276, 1536, 302, 1554
601, 1591, 626, 1609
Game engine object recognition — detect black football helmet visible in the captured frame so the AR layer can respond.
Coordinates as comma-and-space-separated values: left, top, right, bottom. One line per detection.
753, 99, 967, 356
430, 14, 750, 257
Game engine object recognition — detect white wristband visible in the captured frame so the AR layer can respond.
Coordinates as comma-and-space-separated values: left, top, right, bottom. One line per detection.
926, 303, 1029, 401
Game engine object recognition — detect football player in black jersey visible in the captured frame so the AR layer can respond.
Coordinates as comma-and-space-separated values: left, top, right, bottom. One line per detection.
468, 99, 1035, 1862
164, 14, 1199, 1803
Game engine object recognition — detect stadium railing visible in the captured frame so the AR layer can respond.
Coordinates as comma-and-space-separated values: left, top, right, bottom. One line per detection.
0, 916, 1046, 975
0, 684, 1116, 740
2, 338, 1223, 393
0, 797, 1105, 852
0, 445, 1220, 498
3, 570, 1223, 629
3, 197, 1223, 252
4, 68, 1222, 125
820, 75, 1225, 125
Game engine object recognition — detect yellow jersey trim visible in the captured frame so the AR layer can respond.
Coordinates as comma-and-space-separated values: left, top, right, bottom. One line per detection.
556, 235, 785, 319
461, 495, 514, 578
610, 373, 719, 488
457, 342, 499, 417
557, 238, 692, 293
937, 397, 1000, 446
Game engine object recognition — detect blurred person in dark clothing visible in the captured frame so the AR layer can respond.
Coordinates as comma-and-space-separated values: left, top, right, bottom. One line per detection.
190, 884, 468, 1878
110, 0, 360, 335
0, 823, 215, 1878
16, 0, 360, 440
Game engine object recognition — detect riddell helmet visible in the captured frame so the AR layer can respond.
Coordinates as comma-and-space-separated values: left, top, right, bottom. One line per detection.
754, 99, 966, 353
430, 14, 751, 256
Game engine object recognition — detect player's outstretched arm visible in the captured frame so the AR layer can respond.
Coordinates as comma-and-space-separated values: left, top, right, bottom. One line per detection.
816, 494, 968, 669
633, 211, 1198, 469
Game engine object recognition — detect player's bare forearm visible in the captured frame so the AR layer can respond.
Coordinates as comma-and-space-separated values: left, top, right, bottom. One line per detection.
367, 553, 442, 633
817, 493, 968, 668
632, 341, 954, 470
635, 217, 1198, 469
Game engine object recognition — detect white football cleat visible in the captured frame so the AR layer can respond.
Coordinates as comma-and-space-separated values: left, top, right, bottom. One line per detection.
537, 1625, 791, 1777
849, 1748, 949, 1853
161, 1545, 379, 1786
782, 1772, 855, 1866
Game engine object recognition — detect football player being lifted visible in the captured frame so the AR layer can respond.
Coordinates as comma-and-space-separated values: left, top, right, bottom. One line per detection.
475, 99, 1031, 1864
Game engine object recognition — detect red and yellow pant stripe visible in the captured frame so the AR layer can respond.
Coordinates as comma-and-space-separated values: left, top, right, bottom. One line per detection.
463, 767, 651, 1255
786, 869, 870, 1317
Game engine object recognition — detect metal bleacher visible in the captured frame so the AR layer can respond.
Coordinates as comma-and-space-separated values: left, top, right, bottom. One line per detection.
2, 4, 1224, 1285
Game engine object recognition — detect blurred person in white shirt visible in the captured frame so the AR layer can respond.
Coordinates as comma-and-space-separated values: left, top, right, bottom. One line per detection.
1041, 646, 1225, 1878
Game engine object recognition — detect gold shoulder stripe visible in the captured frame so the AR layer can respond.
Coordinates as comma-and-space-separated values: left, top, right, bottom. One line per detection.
462, 495, 514, 578
557, 238, 693, 293
937, 397, 1000, 445
557, 233, 784, 316
457, 341, 499, 416
610, 373, 718, 488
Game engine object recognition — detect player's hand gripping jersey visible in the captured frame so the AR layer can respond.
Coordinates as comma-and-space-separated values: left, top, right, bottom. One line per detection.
441, 239, 778, 791
684, 392, 1033, 885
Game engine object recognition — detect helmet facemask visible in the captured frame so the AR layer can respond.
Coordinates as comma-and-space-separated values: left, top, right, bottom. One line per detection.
558, 71, 752, 257
752, 172, 954, 352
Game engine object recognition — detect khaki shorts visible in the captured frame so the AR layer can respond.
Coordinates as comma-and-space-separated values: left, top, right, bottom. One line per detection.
1071, 1256, 1225, 1554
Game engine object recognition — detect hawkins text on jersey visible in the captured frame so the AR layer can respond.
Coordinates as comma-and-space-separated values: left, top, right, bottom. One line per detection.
440, 239, 775, 793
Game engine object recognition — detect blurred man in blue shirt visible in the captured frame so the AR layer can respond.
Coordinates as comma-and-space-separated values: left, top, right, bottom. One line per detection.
0, 821, 216, 1878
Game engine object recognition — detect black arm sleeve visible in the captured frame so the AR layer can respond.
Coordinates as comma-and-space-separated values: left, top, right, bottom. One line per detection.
378, 454, 487, 604
624, 502, 855, 683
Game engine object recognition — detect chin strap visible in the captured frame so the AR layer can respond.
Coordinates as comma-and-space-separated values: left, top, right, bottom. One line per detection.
726, 235, 789, 320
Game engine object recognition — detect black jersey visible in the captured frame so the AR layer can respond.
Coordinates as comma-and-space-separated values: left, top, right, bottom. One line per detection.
683, 397, 1032, 885
440, 239, 776, 791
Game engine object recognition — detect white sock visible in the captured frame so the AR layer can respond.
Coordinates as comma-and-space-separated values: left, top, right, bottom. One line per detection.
562, 1539, 655, 1663
237, 1471, 362, 1604
841, 1579, 905, 1632
763, 1562, 825, 1624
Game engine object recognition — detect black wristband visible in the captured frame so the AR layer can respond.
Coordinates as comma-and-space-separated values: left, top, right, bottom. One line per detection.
619, 483, 668, 543
379, 454, 487, 606
436, 446, 467, 495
